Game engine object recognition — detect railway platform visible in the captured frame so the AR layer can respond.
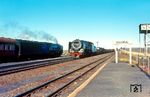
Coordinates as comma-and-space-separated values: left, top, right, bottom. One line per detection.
75, 63, 150, 97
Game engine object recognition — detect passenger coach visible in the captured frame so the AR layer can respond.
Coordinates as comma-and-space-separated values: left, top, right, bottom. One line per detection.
0, 37, 63, 62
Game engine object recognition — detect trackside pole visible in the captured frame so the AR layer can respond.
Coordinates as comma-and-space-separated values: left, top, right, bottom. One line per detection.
115, 47, 118, 63
148, 57, 150, 74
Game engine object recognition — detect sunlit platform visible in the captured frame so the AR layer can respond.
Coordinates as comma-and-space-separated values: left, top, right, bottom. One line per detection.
76, 63, 150, 97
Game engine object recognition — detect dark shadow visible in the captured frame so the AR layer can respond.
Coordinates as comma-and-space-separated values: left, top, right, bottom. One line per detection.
136, 65, 150, 79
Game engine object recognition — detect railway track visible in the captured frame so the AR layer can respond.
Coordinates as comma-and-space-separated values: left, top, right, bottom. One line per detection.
0, 56, 76, 76
15, 53, 113, 97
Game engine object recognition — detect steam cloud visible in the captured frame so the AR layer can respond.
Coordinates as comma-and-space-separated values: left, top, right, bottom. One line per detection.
0, 22, 58, 43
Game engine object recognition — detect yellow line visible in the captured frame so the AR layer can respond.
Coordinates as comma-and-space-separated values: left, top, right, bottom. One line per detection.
68, 56, 114, 97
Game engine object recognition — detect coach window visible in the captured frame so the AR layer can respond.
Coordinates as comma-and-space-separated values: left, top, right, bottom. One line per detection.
0, 44, 4, 50
11, 45, 15, 51
9, 45, 11, 51
0, 45, 1, 50
5, 44, 8, 51
9, 45, 12, 51
9, 44, 13, 51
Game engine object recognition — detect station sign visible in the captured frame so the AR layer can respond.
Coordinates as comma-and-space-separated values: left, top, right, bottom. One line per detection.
139, 24, 150, 34
114, 41, 130, 45
116, 41, 128, 44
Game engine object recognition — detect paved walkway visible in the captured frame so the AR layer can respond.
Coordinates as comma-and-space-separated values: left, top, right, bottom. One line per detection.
77, 63, 150, 97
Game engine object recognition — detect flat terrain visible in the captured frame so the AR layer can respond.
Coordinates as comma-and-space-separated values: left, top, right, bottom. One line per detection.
0, 53, 110, 97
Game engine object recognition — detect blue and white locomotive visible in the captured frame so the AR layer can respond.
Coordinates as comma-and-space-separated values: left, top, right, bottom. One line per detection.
68, 39, 97, 57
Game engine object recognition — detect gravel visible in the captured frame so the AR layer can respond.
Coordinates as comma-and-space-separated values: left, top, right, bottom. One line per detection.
0, 53, 110, 97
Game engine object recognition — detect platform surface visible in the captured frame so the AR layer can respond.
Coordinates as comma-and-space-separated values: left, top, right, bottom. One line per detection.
76, 63, 150, 97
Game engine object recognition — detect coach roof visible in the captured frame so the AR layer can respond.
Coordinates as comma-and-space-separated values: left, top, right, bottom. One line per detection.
0, 37, 16, 43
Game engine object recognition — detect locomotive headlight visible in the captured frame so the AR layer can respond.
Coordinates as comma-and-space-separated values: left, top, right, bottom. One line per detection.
70, 49, 74, 52
79, 49, 84, 53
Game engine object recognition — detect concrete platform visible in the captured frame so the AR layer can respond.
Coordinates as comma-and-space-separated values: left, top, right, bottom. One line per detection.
76, 63, 150, 97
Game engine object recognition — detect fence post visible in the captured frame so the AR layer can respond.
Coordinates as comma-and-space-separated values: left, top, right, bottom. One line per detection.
115, 48, 118, 63
136, 55, 138, 64
142, 57, 144, 68
148, 57, 150, 74
129, 47, 132, 64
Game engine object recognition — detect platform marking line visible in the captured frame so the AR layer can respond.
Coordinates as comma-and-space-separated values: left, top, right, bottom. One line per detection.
68, 56, 114, 97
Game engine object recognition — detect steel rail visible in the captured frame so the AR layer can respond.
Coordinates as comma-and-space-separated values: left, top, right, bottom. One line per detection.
0, 56, 76, 76
15, 53, 112, 97
47, 55, 112, 97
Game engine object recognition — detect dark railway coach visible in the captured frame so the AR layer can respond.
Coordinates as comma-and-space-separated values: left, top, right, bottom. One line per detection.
0, 37, 63, 62
0, 37, 18, 61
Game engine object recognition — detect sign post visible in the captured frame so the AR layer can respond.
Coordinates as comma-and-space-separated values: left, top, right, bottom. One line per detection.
139, 24, 150, 73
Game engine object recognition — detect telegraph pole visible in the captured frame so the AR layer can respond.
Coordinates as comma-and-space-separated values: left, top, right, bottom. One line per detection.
96, 41, 99, 47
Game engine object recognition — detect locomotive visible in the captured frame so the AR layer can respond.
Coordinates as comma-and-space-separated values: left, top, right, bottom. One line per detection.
68, 39, 97, 58
68, 39, 113, 58
0, 37, 63, 62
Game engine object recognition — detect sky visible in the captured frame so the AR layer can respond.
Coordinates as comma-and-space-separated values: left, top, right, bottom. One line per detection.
0, 0, 150, 49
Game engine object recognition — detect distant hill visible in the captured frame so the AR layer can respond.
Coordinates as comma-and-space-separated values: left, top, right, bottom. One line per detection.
122, 47, 150, 54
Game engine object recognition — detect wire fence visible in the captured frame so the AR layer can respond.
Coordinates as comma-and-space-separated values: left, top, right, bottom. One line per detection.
119, 50, 150, 75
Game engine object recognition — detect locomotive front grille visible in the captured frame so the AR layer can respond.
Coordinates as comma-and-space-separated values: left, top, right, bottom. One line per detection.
71, 40, 82, 51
